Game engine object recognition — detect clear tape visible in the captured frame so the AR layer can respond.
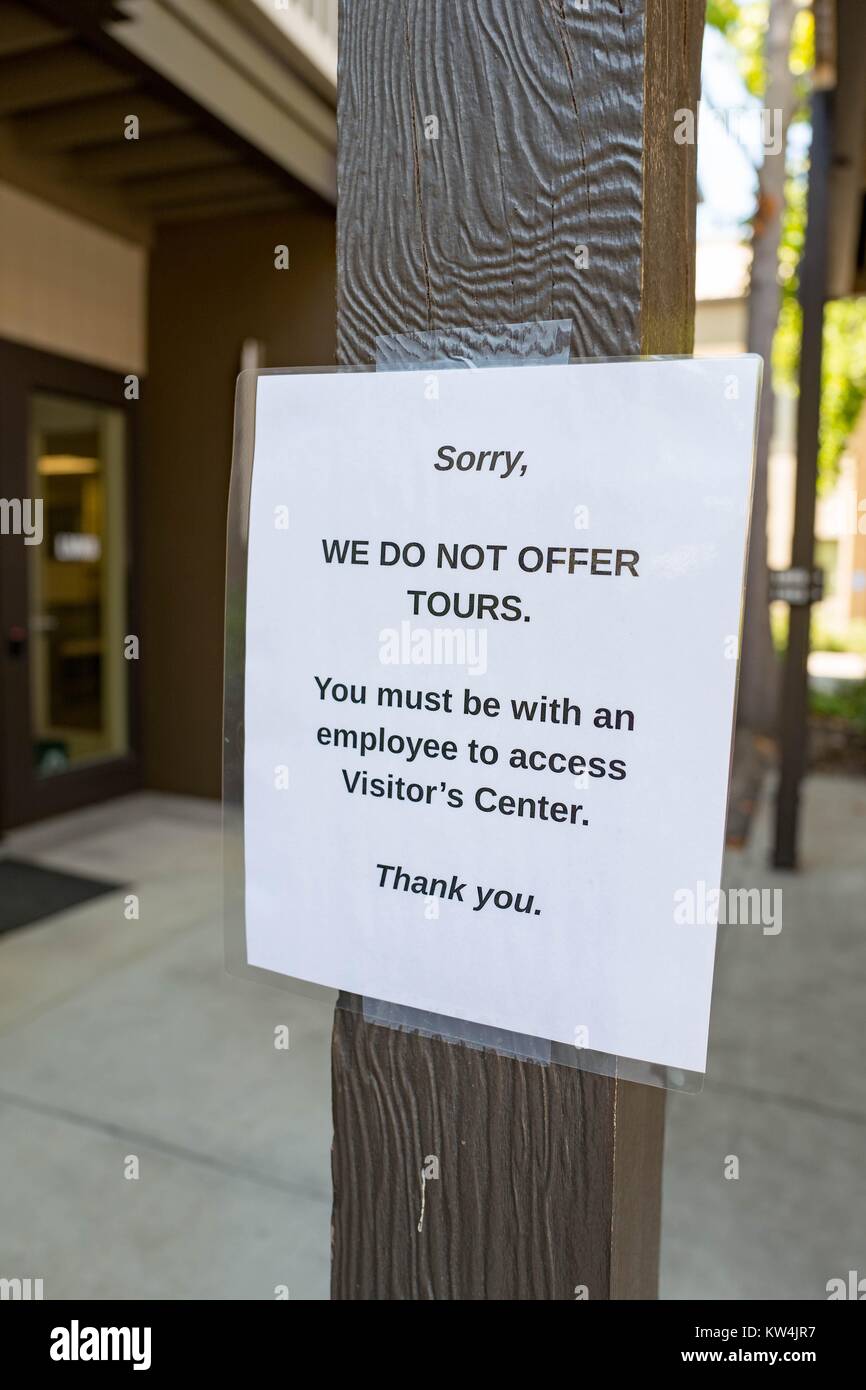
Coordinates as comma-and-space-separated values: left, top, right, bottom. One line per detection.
375, 319, 572, 372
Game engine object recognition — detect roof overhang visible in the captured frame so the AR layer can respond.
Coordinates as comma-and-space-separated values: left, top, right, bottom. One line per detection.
0, 0, 335, 244
104, 0, 336, 204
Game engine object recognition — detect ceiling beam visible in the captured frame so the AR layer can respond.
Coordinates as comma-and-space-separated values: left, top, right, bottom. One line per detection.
125, 162, 278, 207
0, 42, 135, 116
18, 91, 190, 152
106, 0, 335, 202
0, 1, 70, 59
0, 120, 151, 243
153, 189, 304, 225
69, 129, 236, 180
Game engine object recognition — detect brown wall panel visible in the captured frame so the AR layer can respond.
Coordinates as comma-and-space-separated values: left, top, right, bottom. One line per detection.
143, 207, 336, 796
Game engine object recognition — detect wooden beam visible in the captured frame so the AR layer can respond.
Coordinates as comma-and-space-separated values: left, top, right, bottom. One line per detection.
0, 1, 69, 59
69, 130, 236, 181
152, 190, 305, 225
773, 87, 833, 869
0, 42, 135, 116
331, 0, 704, 1301
19, 92, 190, 152
103, 0, 337, 202
0, 120, 151, 243
124, 163, 279, 208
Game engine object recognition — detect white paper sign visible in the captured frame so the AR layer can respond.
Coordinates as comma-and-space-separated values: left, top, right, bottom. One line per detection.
243, 358, 760, 1073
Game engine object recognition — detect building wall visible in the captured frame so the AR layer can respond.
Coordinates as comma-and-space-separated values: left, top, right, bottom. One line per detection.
693, 296, 748, 357
143, 207, 336, 797
696, 290, 866, 641
0, 182, 146, 374
816, 405, 866, 627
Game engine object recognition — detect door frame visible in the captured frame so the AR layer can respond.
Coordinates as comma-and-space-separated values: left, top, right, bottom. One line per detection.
0, 338, 141, 830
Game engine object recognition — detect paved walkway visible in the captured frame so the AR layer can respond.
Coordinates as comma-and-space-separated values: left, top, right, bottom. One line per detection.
0, 775, 863, 1299
0, 794, 333, 1300
661, 772, 866, 1300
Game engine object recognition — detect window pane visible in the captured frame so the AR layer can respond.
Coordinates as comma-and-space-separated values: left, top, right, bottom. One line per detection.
28, 392, 129, 776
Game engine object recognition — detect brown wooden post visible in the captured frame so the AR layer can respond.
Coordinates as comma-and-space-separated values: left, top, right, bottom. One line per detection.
773, 83, 833, 870
331, 0, 705, 1300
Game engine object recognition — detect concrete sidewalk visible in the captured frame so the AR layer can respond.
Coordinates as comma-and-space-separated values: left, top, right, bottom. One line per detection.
661, 772, 866, 1300
0, 794, 334, 1300
0, 775, 863, 1299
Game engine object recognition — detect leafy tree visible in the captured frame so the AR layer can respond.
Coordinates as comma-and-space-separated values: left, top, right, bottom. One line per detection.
708, 0, 801, 731
710, 1, 866, 487
774, 179, 866, 490
706, 0, 741, 36
706, 0, 866, 720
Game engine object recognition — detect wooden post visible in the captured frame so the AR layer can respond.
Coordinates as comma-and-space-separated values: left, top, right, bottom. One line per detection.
773, 85, 833, 869
331, 0, 705, 1300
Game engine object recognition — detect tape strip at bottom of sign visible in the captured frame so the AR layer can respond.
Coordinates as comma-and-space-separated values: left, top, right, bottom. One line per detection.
224, 327, 763, 1095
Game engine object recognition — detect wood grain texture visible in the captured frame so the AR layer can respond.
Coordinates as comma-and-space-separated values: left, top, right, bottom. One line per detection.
642, 0, 703, 355
332, 0, 705, 1300
332, 1009, 615, 1300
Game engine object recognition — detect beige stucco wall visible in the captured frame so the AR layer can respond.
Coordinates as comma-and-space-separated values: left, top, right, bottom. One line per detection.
693, 296, 749, 357
0, 181, 146, 374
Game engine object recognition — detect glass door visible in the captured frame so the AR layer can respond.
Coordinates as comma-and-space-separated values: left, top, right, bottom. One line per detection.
0, 342, 138, 830
28, 393, 130, 777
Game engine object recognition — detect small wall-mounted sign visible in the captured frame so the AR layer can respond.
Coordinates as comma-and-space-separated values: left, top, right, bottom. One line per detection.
768, 566, 824, 606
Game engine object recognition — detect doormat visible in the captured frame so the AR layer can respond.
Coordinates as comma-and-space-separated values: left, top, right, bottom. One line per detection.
0, 858, 122, 936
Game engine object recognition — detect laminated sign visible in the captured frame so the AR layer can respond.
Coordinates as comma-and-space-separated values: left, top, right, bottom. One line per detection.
238, 358, 761, 1076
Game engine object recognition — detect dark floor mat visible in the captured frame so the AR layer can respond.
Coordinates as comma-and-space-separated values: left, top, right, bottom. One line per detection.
0, 858, 122, 936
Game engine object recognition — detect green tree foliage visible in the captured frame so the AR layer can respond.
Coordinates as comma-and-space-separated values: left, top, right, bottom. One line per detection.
707, 0, 866, 489
775, 176, 866, 490
712, 1, 811, 106
706, 0, 741, 38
